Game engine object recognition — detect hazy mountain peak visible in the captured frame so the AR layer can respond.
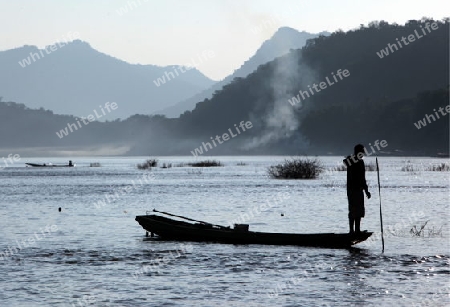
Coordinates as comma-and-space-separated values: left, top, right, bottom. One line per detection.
61, 39, 92, 49
272, 26, 304, 36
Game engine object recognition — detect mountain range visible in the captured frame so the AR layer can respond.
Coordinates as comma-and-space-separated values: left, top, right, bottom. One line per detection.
0, 27, 325, 120
0, 19, 448, 157
0, 40, 215, 119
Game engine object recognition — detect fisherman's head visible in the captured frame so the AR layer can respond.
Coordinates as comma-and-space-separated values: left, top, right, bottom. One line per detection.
354, 144, 366, 159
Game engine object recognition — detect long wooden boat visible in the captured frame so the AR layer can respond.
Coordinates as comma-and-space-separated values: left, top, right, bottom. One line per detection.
135, 214, 373, 248
25, 163, 75, 168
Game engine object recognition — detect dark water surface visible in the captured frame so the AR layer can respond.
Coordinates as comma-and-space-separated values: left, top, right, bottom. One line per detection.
0, 156, 448, 306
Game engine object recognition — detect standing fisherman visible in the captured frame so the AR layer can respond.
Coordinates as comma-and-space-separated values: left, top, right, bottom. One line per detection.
344, 144, 371, 234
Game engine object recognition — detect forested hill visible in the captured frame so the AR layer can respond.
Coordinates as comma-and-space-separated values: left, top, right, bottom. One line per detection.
1, 19, 448, 156
171, 18, 449, 155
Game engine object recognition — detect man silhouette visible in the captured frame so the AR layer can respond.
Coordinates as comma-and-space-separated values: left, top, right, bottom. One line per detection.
344, 144, 371, 234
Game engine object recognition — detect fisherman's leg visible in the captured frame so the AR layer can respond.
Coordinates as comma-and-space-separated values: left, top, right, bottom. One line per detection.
354, 192, 364, 234
355, 218, 361, 234
349, 213, 355, 234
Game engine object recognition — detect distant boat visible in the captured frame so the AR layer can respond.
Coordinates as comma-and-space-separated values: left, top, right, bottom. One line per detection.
135, 212, 373, 249
26, 160, 75, 168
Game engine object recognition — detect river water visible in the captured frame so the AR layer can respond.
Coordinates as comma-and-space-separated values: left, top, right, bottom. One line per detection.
0, 156, 448, 306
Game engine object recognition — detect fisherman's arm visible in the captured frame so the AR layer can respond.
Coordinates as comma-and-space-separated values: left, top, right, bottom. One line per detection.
361, 162, 371, 199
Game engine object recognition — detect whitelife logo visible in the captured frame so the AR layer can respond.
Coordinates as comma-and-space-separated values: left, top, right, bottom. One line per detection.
413, 105, 450, 130
288, 69, 350, 107
56, 102, 118, 139
0, 225, 58, 260
376, 22, 439, 59
18, 32, 80, 68
190, 121, 253, 157
152, 50, 215, 87
0, 154, 21, 170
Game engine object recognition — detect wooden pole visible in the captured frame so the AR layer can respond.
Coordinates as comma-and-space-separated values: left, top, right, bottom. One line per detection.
152, 209, 229, 229
376, 158, 385, 253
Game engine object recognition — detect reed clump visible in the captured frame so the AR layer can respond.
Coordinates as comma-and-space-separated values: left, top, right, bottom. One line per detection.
426, 163, 449, 171
268, 158, 324, 179
188, 160, 223, 167
410, 221, 443, 237
137, 158, 158, 170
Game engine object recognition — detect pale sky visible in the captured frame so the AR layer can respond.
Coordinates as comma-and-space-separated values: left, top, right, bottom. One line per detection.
0, 0, 447, 80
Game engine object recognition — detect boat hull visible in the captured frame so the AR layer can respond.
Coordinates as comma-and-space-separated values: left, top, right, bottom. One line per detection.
25, 163, 74, 167
135, 215, 372, 248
